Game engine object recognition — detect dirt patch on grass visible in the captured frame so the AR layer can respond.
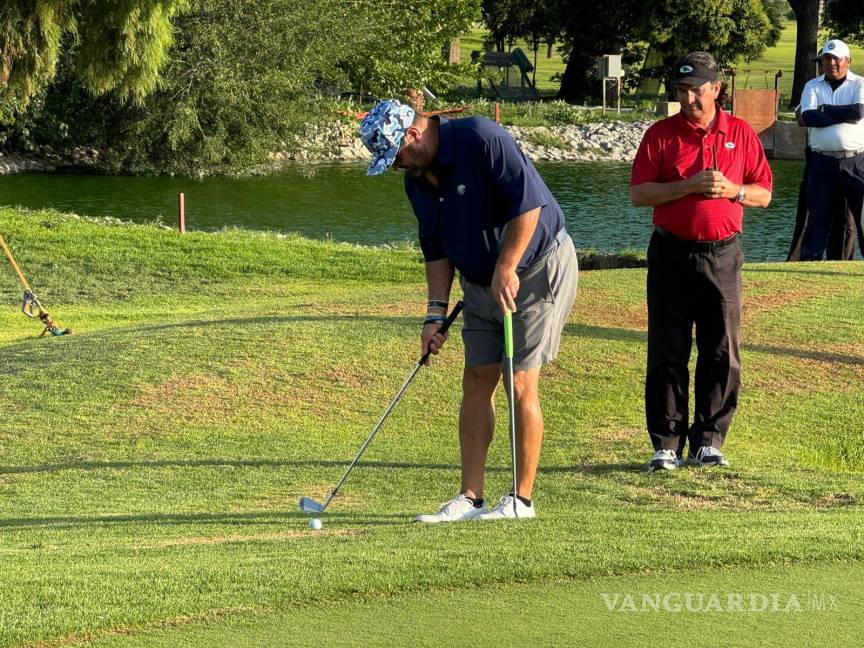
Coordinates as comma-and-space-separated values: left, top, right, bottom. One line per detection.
574, 289, 647, 330
19, 605, 271, 648
596, 426, 642, 444
745, 350, 864, 396
126, 364, 358, 425
323, 366, 370, 390
136, 528, 360, 549
302, 297, 426, 320
604, 468, 826, 512
127, 374, 240, 425
741, 287, 825, 326
816, 492, 857, 507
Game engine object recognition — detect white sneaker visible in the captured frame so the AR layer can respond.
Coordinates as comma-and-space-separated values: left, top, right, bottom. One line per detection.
689, 445, 730, 467
477, 494, 535, 521
414, 494, 487, 523
647, 449, 682, 472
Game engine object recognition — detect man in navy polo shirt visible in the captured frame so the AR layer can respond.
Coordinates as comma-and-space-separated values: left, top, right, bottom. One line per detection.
359, 100, 578, 522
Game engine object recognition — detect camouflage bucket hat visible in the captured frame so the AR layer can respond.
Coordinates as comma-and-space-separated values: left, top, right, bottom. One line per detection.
358, 99, 416, 176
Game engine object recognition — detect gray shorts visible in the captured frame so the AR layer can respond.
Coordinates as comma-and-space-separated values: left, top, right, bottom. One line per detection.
460, 236, 578, 371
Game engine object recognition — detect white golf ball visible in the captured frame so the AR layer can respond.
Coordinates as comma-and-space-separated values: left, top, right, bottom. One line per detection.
308, 518, 323, 531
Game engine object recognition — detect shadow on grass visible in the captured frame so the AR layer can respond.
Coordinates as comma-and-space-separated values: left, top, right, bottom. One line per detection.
745, 344, 864, 366
0, 457, 624, 477
565, 324, 864, 366
125, 314, 419, 336
564, 323, 646, 342
563, 462, 646, 475
745, 266, 864, 278
0, 509, 410, 531
0, 314, 420, 356
0, 458, 463, 476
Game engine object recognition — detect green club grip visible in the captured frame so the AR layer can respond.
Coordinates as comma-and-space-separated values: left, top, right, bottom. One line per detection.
504, 310, 514, 359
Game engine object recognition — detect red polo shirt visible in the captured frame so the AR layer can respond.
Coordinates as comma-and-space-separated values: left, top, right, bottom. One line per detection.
630, 109, 773, 241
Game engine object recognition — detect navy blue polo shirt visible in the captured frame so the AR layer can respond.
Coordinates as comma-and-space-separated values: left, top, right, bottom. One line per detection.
404, 116, 565, 286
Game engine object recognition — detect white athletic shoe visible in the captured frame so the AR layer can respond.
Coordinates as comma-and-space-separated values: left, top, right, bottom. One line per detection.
647, 449, 682, 472
414, 494, 487, 523
689, 445, 730, 467
477, 494, 535, 521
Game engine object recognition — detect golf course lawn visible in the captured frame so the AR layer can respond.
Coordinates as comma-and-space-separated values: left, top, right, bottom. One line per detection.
87, 562, 862, 647
1, 207, 863, 646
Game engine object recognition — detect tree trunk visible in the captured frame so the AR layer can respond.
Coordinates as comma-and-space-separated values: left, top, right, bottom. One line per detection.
532, 40, 538, 86
557, 47, 596, 103
788, 0, 821, 108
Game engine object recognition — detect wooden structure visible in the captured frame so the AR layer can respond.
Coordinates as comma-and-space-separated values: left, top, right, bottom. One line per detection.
479, 47, 539, 101
732, 89, 778, 154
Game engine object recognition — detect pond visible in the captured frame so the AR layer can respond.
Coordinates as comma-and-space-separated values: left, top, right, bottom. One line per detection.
0, 160, 807, 262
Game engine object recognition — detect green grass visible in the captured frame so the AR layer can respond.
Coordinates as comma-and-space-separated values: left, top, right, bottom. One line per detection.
1, 206, 863, 647
87, 562, 862, 647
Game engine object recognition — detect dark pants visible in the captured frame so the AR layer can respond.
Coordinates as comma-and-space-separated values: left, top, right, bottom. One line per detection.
788, 148, 857, 261
801, 151, 864, 261
645, 230, 743, 456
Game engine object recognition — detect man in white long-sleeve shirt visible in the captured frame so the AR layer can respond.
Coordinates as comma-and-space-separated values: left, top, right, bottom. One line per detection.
799, 38, 864, 260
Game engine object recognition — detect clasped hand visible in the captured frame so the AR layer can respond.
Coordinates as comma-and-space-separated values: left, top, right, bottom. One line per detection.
688, 170, 736, 200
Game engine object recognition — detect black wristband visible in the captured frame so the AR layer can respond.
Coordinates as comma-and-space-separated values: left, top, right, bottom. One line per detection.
427, 299, 449, 310
423, 315, 446, 326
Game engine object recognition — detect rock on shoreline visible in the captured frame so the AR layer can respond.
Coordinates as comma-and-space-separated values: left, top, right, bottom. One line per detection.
0, 147, 102, 175
279, 119, 653, 165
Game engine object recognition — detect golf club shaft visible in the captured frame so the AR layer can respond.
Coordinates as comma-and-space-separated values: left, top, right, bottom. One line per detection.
321, 360, 423, 510
0, 235, 33, 292
319, 300, 465, 511
504, 310, 518, 517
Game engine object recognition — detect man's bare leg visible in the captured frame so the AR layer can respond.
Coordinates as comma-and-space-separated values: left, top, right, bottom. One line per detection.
459, 363, 501, 499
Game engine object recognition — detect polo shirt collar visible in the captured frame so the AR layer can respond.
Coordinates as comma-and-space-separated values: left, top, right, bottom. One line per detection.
819, 69, 860, 87
435, 116, 454, 166
677, 106, 729, 135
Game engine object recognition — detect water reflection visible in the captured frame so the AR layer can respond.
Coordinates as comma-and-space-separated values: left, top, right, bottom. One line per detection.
0, 160, 809, 262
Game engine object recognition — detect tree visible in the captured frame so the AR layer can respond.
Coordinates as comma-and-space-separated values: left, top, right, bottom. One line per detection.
341, 0, 480, 100
787, 0, 821, 107
553, 0, 642, 102
639, 0, 784, 94
15, 0, 480, 172
553, 0, 782, 103
824, 0, 864, 46
0, 1, 185, 121
481, 0, 548, 52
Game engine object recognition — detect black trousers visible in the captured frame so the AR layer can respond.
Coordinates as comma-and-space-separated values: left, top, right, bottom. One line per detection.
645, 230, 743, 455
801, 151, 864, 261
788, 148, 857, 261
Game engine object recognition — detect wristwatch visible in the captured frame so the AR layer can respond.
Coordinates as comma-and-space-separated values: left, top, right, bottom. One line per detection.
735, 186, 746, 203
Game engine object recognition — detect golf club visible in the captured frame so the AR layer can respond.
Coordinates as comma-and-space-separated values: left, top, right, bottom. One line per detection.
299, 300, 465, 515
503, 309, 518, 517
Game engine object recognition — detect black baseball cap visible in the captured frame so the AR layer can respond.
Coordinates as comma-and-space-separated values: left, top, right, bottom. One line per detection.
671, 55, 719, 86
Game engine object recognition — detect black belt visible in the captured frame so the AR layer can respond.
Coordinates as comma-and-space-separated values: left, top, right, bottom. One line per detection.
654, 226, 738, 251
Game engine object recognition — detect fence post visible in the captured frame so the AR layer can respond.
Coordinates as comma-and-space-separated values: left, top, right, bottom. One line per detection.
178, 192, 186, 234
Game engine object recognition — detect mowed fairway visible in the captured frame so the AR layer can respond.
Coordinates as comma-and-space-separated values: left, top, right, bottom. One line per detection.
1, 207, 863, 646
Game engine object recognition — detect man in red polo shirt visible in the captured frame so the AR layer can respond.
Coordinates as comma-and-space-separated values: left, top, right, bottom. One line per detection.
630, 52, 773, 472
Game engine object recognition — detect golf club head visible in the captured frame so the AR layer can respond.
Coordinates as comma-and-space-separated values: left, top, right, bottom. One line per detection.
299, 497, 325, 514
